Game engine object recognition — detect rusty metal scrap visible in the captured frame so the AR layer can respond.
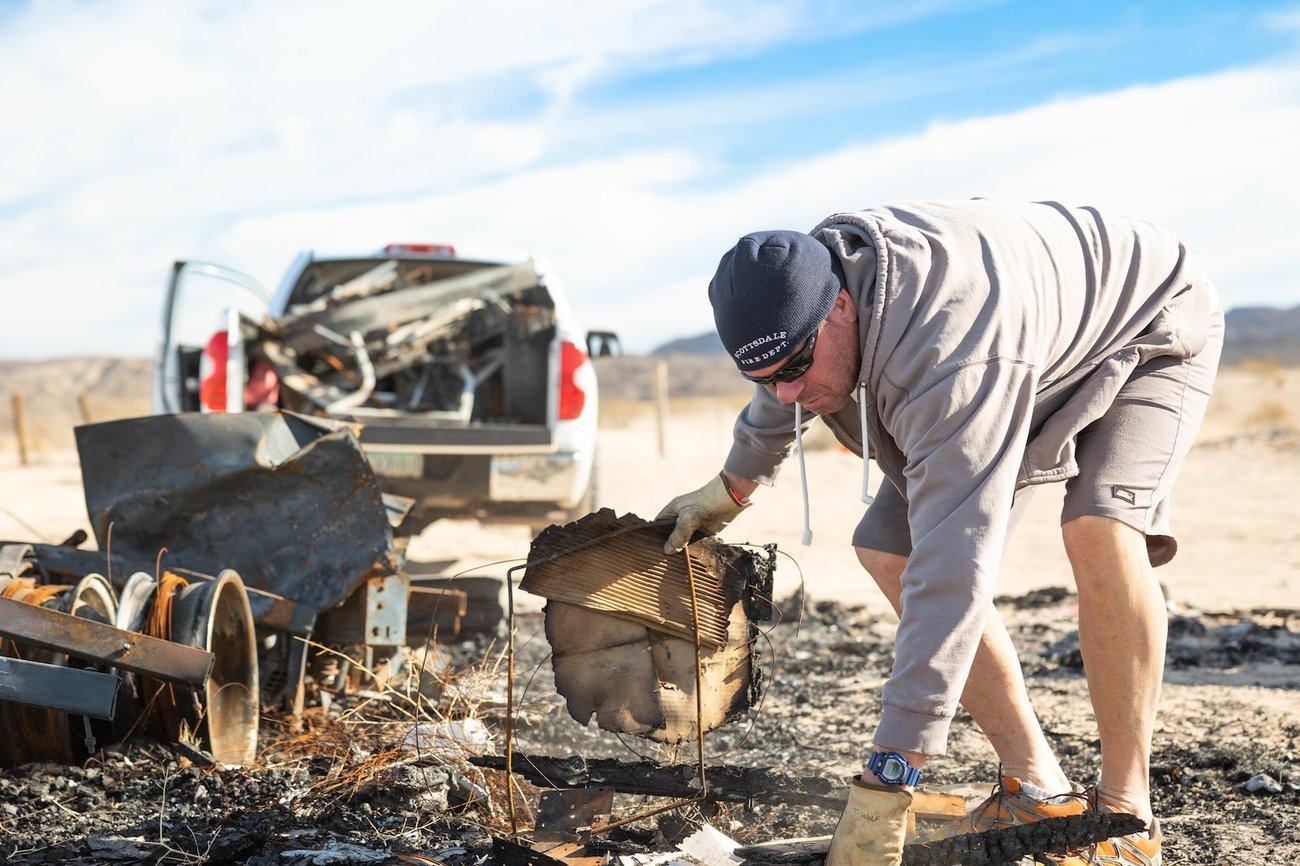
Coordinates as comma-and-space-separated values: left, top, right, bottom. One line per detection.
75, 410, 406, 616
521, 510, 731, 647
0, 594, 213, 685
0, 564, 260, 767
115, 569, 260, 765
11, 544, 319, 637
0, 543, 34, 579
0, 656, 120, 719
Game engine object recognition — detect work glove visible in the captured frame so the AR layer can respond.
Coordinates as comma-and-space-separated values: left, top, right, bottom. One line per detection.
825, 777, 912, 866
656, 472, 750, 554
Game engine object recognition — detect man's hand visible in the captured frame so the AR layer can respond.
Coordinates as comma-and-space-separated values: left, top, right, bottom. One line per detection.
656, 471, 752, 554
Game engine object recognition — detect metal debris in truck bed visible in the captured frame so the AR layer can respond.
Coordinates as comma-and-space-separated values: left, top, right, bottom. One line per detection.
269, 260, 551, 417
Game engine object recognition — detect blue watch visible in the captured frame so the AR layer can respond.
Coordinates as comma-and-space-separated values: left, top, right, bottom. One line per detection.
867, 751, 922, 787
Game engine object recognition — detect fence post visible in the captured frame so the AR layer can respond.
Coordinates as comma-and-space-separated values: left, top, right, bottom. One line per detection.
78, 393, 94, 425
654, 359, 669, 457
12, 393, 30, 466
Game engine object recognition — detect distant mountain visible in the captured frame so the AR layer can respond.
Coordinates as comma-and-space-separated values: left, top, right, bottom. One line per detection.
654, 305, 1300, 366
1223, 305, 1300, 365
650, 331, 725, 356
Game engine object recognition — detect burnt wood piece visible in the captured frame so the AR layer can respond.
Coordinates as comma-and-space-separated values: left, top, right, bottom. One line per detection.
735, 813, 1150, 866
470, 754, 843, 809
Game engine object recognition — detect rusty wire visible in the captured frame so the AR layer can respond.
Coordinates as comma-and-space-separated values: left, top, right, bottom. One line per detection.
139, 571, 190, 744
0, 582, 76, 764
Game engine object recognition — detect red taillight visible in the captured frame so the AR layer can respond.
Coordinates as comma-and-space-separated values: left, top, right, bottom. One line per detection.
382, 243, 456, 257
199, 331, 228, 412
558, 340, 587, 420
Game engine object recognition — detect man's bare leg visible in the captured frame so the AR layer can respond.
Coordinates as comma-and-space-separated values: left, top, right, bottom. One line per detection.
1062, 515, 1165, 825
856, 546, 1070, 792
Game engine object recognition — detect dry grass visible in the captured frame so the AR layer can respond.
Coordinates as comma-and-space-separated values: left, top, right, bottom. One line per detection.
1244, 400, 1296, 432
254, 639, 549, 839
1235, 357, 1288, 387
599, 393, 752, 430
1200, 365, 1300, 444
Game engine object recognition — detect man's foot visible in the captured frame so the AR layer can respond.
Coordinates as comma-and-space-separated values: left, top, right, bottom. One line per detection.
912, 775, 1088, 843
1035, 809, 1161, 865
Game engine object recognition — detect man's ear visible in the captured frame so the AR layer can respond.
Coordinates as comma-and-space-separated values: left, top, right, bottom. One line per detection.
830, 288, 857, 323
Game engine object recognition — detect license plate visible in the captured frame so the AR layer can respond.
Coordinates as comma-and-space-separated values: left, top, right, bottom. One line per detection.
367, 451, 424, 478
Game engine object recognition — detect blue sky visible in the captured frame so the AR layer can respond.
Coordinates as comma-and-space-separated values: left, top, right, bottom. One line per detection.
1, 0, 1298, 358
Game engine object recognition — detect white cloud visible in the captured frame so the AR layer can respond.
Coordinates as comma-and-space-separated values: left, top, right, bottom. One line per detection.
0, 1, 1297, 358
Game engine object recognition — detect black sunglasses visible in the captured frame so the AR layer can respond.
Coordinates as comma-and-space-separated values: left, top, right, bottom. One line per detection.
741, 330, 819, 385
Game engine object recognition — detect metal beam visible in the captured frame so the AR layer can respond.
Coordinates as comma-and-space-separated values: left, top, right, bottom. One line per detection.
0, 657, 121, 719
0, 596, 213, 685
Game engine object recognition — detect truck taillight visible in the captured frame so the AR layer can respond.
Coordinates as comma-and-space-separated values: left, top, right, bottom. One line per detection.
558, 340, 587, 421
199, 331, 229, 412
382, 243, 456, 257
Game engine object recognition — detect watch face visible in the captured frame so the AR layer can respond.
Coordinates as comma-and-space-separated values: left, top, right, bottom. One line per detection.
883, 756, 905, 782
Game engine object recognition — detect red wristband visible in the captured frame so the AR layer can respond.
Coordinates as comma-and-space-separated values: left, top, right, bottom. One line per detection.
719, 471, 747, 506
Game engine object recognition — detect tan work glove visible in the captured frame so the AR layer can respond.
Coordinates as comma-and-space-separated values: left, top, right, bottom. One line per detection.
825, 777, 912, 866
656, 472, 750, 554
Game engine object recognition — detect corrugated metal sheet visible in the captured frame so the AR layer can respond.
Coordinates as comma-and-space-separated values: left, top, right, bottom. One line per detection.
520, 510, 729, 648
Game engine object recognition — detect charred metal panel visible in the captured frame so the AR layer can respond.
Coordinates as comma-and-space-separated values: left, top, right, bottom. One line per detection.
75, 411, 401, 615
521, 510, 775, 744
522, 510, 731, 647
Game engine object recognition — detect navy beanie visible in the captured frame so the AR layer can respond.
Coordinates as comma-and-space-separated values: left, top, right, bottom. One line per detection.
708, 230, 843, 371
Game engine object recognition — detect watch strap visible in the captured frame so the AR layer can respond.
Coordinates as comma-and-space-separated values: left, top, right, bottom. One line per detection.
867, 751, 922, 787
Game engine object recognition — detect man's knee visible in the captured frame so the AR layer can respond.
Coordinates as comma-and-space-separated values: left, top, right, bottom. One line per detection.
855, 545, 905, 585
1062, 515, 1153, 589
855, 546, 905, 613
1062, 515, 1142, 556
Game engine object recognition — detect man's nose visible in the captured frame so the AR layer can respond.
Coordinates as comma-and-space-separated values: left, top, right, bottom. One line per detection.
772, 379, 803, 404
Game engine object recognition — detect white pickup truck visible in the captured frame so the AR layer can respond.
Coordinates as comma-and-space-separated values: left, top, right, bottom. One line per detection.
152, 243, 616, 535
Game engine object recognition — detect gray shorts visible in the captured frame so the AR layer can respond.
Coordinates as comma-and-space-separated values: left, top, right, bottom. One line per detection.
853, 311, 1224, 566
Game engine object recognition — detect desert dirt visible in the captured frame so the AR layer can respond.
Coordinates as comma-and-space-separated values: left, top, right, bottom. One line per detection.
0, 363, 1297, 864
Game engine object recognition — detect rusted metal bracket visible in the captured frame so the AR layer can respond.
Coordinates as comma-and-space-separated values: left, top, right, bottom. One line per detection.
0, 543, 34, 579
0, 596, 213, 685
0, 656, 120, 719
534, 788, 615, 842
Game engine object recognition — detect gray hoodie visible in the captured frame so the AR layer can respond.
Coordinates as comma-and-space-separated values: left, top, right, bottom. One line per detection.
722, 199, 1217, 753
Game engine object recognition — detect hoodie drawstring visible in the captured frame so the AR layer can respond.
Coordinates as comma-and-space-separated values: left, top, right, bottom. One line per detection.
794, 403, 813, 546
859, 382, 874, 505
795, 384, 872, 546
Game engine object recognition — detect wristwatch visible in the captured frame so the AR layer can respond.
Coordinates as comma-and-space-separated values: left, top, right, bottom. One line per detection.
867, 750, 923, 787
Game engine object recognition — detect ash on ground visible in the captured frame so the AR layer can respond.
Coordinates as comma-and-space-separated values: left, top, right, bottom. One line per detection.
2, 591, 1298, 865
